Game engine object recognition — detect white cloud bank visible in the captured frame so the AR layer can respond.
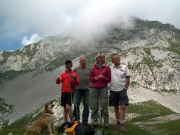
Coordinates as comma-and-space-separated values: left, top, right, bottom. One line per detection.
0, 0, 180, 50
21, 34, 42, 46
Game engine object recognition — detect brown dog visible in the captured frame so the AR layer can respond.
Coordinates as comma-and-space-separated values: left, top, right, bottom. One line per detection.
23, 102, 56, 135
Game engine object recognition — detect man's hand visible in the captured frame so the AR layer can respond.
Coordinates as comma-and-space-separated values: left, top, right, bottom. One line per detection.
70, 74, 76, 80
58, 77, 62, 81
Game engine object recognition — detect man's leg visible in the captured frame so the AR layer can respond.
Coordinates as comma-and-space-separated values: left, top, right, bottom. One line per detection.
64, 106, 68, 122
114, 105, 127, 131
109, 91, 121, 127
82, 90, 90, 123
61, 93, 68, 122
120, 105, 126, 125
66, 93, 74, 123
118, 88, 129, 131
114, 106, 120, 121
115, 105, 127, 131
73, 89, 82, 121
66, 104, 74, 123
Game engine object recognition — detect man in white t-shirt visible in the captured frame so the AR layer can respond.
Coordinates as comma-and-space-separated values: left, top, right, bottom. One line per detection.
109, 53, 130, 131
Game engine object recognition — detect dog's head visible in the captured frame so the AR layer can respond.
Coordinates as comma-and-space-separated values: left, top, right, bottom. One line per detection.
44, 102, 55, 114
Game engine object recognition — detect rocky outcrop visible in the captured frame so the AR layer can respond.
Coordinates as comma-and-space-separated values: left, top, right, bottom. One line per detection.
122, 48, 180, 91
0, 18, 180, 92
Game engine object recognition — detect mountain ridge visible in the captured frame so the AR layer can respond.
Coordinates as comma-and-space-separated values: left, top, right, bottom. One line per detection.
0, 17, 180, 127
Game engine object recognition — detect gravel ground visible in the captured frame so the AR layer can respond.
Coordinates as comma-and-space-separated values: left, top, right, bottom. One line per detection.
128, 86, 180, 113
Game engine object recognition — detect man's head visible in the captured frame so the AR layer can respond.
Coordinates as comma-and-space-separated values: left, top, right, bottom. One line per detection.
79, 56, 87, 68
111, 53, 120, 66
65, 60, 73, 72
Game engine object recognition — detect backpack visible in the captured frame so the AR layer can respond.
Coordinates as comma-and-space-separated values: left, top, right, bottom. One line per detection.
58, 121, 71, 133
64, 121, 79, 135
59, 121, 95, 135
75, 123, 95, 135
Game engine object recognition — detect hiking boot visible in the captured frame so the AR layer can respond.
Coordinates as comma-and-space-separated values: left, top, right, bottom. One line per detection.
91, 124, 98, 129
74, 119, 80, 122
117, 123, 127, 131
103, 125, 110, 130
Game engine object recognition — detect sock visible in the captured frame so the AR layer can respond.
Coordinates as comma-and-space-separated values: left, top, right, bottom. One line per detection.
120, 120, 125, 124
117, 119, 121, 124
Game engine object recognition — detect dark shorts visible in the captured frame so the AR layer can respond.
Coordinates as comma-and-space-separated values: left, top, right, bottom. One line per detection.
61, 92, 74, 107
109, 88, 129, 106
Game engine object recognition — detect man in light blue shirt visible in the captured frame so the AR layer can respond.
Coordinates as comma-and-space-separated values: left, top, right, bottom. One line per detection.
109, 53, 130, 131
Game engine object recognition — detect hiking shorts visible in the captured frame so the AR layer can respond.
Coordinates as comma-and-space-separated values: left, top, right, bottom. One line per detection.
109, 88, 129, 106
61, 92, 74, 107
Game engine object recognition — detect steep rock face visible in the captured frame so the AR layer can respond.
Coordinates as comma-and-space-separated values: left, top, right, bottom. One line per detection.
1, 18, 180, 72
0, 38, 80, 71
0, 18, 180, 91
121, 48, 180, 91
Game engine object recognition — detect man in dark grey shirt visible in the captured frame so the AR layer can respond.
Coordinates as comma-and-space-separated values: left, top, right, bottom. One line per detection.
73, 56, 90, 123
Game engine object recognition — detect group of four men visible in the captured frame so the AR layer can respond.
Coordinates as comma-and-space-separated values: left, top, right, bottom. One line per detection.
56, 53, 130, 131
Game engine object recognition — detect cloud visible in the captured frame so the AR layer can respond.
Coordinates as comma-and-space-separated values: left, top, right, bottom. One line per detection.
65, 0, 135, 41
0, 0, 180, 51
21, 34, 42, 46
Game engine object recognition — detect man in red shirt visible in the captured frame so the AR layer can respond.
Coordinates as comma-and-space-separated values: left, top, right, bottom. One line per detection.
56, 60, 79, 123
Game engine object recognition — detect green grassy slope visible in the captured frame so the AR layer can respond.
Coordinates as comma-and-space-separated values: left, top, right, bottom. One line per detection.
0, 100, 179, 135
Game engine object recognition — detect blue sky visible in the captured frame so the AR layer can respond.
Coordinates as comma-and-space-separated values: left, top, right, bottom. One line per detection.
0, 0, 180, 52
